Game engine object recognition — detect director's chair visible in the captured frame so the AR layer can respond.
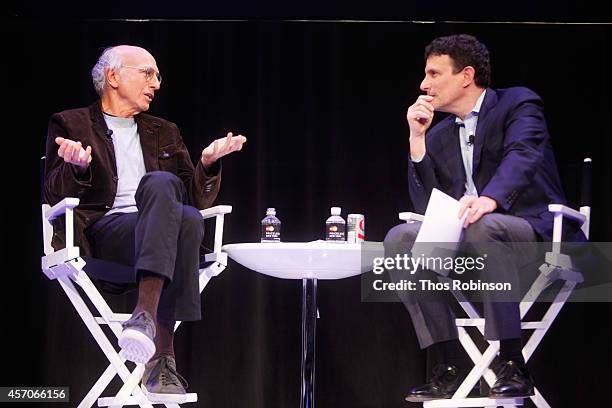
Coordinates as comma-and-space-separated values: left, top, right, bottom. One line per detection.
399, 159, 592, 408
41, 192, 232, 407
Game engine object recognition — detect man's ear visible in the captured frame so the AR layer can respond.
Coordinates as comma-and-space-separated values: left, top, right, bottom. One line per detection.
462, 66, 476, 88
106, 67, 120, 90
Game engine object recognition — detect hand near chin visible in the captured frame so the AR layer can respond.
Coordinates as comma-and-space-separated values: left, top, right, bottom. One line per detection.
407, 95, 435, 137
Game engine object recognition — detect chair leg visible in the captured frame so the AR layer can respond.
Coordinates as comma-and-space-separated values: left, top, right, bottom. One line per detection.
78, 364, 119, 408
98, 393, 197, 406
437, 256, 580, 408
529, 387, 552, 408
59, 259, 228, 407
199, 261, 225, 292
520, 264, 557, 318
58, 276, 155, 407
456, 328, 499, 390
73, 271, 124, 338
424, 397, 522, 407
523, 280, 576, 361
111, 364, 146, 406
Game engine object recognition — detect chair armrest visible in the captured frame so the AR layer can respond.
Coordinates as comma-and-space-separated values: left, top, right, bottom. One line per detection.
548, 204, 589, 248
399, 212, 425, 222
45, 197, 80, 221
200, 205, 233, 219
41, 198, 81, 276
548, 204, 587, 224
42, 197, 80, 255
200, 205, 233, 254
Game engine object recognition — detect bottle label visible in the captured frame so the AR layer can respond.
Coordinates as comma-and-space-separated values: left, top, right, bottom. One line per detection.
261, 223, 281, 242
326, 222, 346, 241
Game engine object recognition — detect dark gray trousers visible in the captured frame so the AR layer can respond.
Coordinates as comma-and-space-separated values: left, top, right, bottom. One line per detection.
86, 171, 205, 322
384, 213, 537, 349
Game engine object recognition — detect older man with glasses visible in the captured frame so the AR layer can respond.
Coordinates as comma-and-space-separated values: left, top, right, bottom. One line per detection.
43, 45, 246, 401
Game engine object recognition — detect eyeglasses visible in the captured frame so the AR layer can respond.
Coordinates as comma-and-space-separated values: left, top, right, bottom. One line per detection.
121, 65, 162, 84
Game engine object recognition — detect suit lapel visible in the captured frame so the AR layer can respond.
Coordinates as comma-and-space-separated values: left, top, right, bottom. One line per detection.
473, 88, 498, 178
135, 115, 160, 172
89, 101, 111, 142
438, 120, 466, 199
89, 101, 119, 177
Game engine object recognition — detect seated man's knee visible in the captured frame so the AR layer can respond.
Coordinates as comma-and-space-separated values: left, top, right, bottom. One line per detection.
384, 223, 420, 254
463, 214, 508, 242
181, 206, 205, 240
136, 171, 184, 202
139, 171, 182, 191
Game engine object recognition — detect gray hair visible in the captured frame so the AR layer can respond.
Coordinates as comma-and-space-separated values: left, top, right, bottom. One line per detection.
91, 47, 124, 96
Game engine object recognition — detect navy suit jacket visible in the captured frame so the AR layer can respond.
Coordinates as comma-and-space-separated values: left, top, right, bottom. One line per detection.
407, 87, 581, 242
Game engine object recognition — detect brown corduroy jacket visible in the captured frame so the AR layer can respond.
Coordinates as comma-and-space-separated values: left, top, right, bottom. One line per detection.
43, 101, 221, 255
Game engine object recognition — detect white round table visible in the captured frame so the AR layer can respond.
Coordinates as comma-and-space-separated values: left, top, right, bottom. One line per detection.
222, 241, 384, 408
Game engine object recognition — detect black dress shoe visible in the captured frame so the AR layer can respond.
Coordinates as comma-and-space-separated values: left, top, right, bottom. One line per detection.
405, 364, 463, 402
489, 360, 535, 399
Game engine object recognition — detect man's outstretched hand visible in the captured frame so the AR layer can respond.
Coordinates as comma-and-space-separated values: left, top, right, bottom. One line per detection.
201, 132, 247, 169
55, 137, 93, 173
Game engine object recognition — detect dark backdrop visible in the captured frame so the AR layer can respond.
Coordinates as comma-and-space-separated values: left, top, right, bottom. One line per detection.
4, 17, 612, 408
6, 0, 612, 22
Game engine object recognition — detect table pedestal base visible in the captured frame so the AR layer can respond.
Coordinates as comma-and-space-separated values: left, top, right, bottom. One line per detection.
300, 278, 317, 408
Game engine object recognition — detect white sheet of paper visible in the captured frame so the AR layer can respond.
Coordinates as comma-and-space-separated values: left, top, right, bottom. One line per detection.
412, 188, 466, 276
415, 188, 465, 243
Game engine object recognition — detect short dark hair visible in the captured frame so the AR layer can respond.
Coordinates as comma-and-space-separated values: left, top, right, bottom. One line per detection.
424, 34, 491, 88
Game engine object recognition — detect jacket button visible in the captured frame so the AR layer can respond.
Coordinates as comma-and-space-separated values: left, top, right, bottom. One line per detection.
113, 176, 118, 182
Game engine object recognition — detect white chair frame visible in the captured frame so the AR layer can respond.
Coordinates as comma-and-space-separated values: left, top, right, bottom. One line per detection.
399, 200, 590, 408
41, 198, 232, 408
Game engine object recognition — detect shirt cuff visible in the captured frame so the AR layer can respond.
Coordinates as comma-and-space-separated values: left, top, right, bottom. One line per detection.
411, 152, 426, 163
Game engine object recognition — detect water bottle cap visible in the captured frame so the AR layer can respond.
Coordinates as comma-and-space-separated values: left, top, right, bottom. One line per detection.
330, 207, 341, 215
266, 208, 276, 215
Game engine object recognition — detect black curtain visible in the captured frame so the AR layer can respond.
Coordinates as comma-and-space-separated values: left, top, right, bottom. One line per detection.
5, 19, 612, 408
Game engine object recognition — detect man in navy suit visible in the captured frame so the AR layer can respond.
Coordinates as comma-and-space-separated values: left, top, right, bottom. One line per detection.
384, 34, 577, 401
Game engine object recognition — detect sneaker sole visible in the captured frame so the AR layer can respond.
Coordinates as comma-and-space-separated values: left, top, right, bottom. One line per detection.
141, 385, 189, 404
118, 328, 155, 364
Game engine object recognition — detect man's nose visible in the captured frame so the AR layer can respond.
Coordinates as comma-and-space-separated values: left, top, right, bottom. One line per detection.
420, 77, 430, 92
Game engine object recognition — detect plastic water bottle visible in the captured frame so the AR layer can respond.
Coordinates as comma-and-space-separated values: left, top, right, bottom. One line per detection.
325, 207, 346, 242
261, 208, 281, 242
